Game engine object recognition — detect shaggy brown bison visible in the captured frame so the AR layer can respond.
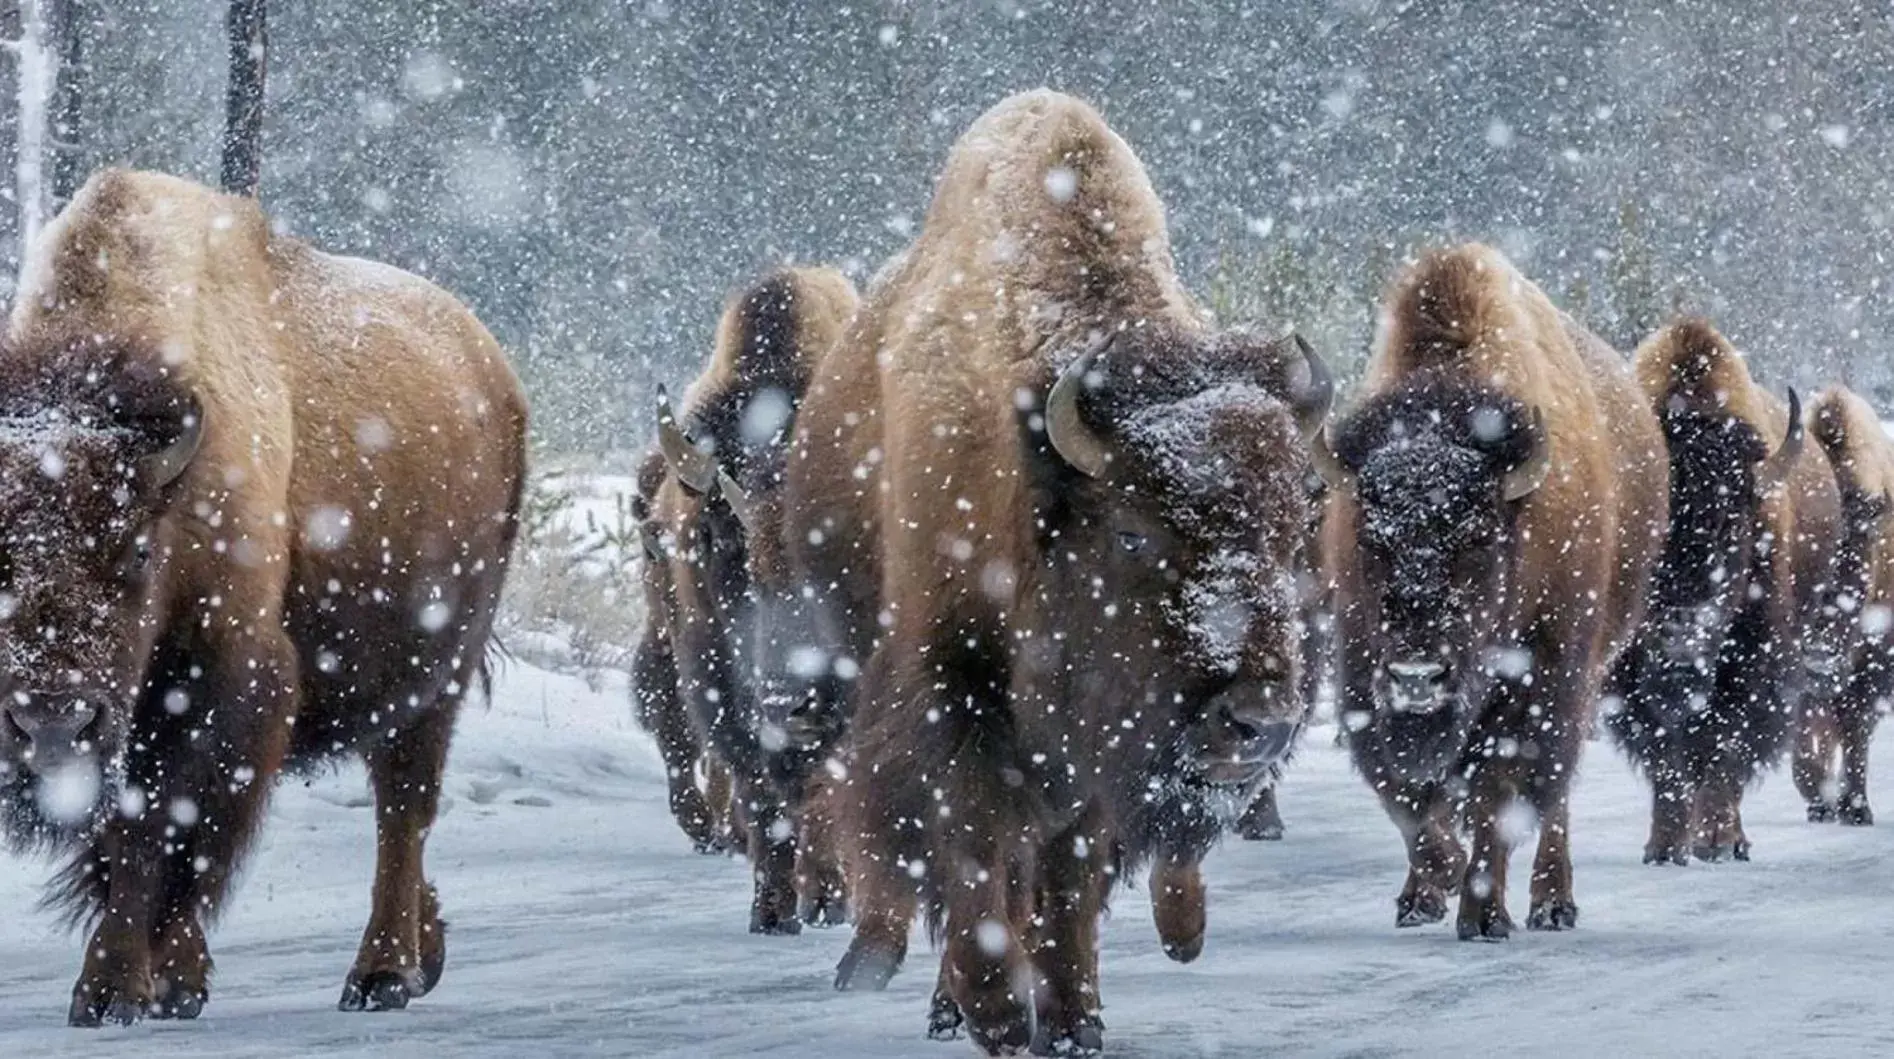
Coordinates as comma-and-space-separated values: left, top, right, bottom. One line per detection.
642, 265, 859, 933
1605, 318, 1839, 864
630, 451, 737, 853
1793, 386, 1894, 826
1316, 244, 1665, 940
0, 170, 525, 1024
823, 90, 1330, 1055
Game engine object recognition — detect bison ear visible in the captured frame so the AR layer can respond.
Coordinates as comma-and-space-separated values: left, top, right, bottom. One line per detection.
136, 393, 204, 495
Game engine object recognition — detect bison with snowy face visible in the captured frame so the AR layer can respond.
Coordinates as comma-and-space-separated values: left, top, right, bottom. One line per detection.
1317, 244, 1666, 940
1604, 319, 1839, 864
1794, 386, 1894, 826
825, 91, 1329, 1056
0, 170, 526, 1024
641, 266, 859, 934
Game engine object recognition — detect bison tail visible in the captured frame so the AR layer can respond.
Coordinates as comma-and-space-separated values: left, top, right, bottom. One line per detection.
42, 842, 111, 931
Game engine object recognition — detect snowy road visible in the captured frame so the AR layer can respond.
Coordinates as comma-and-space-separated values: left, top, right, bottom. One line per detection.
2, 662, 1892, 1057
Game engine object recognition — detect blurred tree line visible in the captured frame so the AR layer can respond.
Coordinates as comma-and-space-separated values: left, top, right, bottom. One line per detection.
2, 0, 1890, 451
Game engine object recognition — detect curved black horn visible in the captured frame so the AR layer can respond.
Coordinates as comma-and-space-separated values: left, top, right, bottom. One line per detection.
1046, 350, 1110, 478
1286, 333, 1334, 442
1308, 426, 1352, 492
138, 394, 204, 493
1760, 386, 1803, 492
1501, 407, 1552, 502
716, 468, 758, 534
655, 385, 717, 495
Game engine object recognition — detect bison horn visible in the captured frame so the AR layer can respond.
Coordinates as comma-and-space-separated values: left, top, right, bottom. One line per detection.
716, 468, 758, 534
1308, 426, 1353, 492
655, 385, 717, 495
1501, 407, 1552, 502
1046, 350, 1110, 478
138, 394, 204, 493
1759, 386, 1804, 492
1285, 333, 1334, 442
639, 523, 665, 562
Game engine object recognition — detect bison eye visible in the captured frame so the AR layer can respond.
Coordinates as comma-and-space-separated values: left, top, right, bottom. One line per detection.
1116, 531, 1147, 554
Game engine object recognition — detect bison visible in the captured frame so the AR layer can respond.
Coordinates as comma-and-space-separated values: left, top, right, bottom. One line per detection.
1792, 386, 1893, 825
1315, 244, 1666, 939
820, 90, 1330, 1055
0, 169, 525, 1024
1605, 318, 1839, 864
630, 451, 738, 853
642, 265, 860, 933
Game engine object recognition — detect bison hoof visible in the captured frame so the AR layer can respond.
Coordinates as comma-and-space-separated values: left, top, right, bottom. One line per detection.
1161, 931, 1204, 964
337, 970, 417, 1012
1642, 845, 1690, 866
1839, 801, 1875, 827
969, 1014, 1035, 1057
692, 833, 736, 856
1807, 801, 1838, 824
926, 992, 965, 1041
1395, 889, 1448, 928
834, 939, 901, 992
153, 980, 207, 1020
749, 906, 803, 936
68, 988, 151, 1028
799, 893, 851, 929
1033, 1015, 1105, 1056
1527, 900, 1579, 932
1455, 907, 1513, 943
1239, 820, 1285, 842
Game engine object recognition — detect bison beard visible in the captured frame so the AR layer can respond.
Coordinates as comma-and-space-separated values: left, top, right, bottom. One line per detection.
1320, 244, 1665, 943
0, 169, 526, 1026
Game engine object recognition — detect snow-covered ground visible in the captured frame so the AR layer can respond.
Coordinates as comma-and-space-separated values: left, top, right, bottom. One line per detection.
2, 661, 1891, 1057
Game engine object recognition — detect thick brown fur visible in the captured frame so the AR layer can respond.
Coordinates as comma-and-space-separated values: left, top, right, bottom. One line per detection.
1327, 243, 1667, 939
820, 91, 1318, 1055
0, 169, 525, 1024
642, 265, 860, 934
1794, 386, 1894, 825
1606, 318, 1839, 864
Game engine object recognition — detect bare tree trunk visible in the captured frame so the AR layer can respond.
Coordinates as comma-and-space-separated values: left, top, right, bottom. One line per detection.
48, 0, 81, 208
10, 0, 55, 286
221, 0, 265, 197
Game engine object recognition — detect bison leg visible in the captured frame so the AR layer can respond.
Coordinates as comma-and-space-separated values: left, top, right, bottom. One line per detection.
795, 787, 850, 928
1526, 784, 1578, 931
1836, 703, 1877, 826
706, 756, 743, 850
1386, 785, 1464, 928
1148, 855, 1206, 962
736, 773, 803, 935
1688, 783, 1746, 862
1643, 765, 1695, 865
1794, 701, 1840, 822
1456, 771, 1517, 942
1235, 786, 1286, 842
834, 881, 915, 992
943, 872, 1036, 1056
1031, 823, 1107, 1057
926, 955, 965, 1041
634, 634, 723, 852
340, 702, 455, 1011
65, 832, 163, 1026
148, 911, 212, 1020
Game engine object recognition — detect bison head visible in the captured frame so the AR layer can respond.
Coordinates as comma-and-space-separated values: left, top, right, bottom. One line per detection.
0, 363, 202, 841
1643, 391, 1801, 706
1021, 327, 1331, 795
1313, 376, 1549, 781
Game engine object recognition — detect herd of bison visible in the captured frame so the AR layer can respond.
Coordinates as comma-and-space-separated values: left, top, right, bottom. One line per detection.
0, 88, 1886, 1053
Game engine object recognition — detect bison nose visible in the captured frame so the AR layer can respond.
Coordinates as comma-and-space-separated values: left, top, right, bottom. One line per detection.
1385, 660, 1450, 714
3, 702, 100, 770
